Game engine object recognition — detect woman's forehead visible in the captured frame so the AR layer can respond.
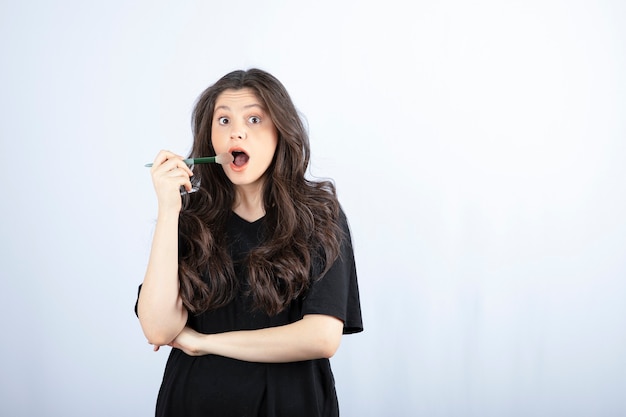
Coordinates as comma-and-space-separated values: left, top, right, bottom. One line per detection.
215, 88, 262, 107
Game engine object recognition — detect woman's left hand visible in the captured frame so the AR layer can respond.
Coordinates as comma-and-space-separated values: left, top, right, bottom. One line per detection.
167, 326, 209, 356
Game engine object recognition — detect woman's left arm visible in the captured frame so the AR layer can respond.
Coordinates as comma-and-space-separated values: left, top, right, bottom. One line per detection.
169, 314, 344, 363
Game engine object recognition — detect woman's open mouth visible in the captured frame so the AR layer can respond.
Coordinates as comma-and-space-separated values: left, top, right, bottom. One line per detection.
231, 150, 249, 167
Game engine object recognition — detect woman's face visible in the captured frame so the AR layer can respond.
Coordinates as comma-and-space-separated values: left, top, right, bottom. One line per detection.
211, 88, 278, 191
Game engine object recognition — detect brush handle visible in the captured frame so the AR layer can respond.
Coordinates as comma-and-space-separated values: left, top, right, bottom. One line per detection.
144, 156, 217, 168
188, 156, 218, 164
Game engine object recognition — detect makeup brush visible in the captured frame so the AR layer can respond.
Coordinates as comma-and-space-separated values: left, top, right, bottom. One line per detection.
144, 153, 233, 167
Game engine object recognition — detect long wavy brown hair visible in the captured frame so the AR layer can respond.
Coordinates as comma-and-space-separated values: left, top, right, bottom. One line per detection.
177, 68, 343, 316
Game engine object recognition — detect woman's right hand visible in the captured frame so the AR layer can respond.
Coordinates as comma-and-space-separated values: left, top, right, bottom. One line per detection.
149, 150, 195, 213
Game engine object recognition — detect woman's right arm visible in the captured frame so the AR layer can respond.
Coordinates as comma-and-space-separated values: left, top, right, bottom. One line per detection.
137, 150, 194, 346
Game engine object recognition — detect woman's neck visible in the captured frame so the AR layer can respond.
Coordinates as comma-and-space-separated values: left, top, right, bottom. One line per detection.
232, 183, 265, 222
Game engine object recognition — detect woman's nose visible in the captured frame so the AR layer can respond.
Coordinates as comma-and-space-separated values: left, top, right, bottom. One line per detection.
230, 127, 247, 140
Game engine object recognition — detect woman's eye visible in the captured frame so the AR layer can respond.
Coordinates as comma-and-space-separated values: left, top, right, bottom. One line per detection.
248, 116, 261, 124
218, 117, 229, 125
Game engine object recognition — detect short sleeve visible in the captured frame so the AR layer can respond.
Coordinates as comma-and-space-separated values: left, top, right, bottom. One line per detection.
302, 209, 363, 334
134, 284, 142, 317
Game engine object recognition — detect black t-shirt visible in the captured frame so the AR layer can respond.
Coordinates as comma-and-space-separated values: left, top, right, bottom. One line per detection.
138, 209, 363, 417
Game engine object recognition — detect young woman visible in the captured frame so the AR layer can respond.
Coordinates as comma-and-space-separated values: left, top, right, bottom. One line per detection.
136, 68, 362, 416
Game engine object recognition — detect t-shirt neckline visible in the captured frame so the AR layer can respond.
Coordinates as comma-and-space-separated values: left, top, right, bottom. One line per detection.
230, 210, 265, 226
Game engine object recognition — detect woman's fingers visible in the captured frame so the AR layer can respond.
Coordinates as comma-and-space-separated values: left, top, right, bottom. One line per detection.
151, 150, 194, 177
153, 165, 192, 192
149, 150, 179, 171
161, 160, 194, 178
149, 150, 195, 211
167, 167, 193, 192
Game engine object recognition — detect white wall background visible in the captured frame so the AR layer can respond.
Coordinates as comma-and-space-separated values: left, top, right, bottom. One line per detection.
1, 1, 624, 416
